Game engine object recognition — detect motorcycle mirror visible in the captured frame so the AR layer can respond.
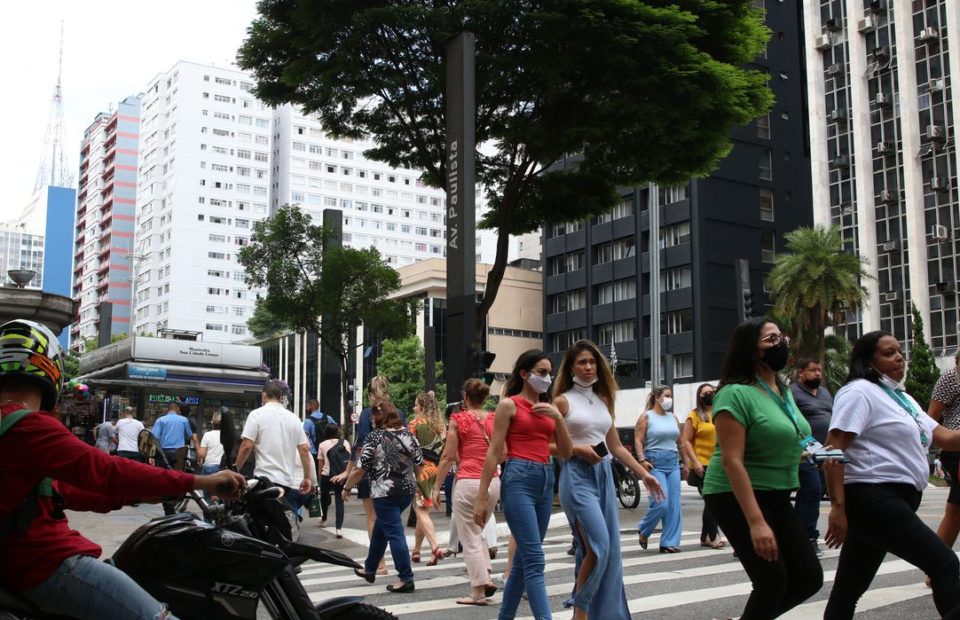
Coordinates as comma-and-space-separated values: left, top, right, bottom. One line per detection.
137, 429, 159, 461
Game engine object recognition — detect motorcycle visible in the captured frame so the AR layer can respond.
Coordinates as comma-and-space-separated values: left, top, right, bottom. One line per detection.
611, 458, 642, 509
0, 449, 395, 619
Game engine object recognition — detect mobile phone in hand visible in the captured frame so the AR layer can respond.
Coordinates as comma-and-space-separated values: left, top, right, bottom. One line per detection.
592, 441, 609, 458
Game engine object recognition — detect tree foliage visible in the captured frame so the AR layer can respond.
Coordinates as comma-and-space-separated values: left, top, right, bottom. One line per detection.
239, 205, 414, 412
822, 334, 852, 396
238, 0, 773, 333
905, 303, 940, 411
768, 226, 870, 363
247, 300, 293, 339
375, 335, 446, 415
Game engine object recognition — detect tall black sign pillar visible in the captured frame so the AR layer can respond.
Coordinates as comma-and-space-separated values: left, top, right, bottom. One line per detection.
321, 209, 344, 423
445, 32, 477, 405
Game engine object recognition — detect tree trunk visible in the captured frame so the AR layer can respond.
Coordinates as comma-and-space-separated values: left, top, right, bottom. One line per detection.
475, 189, 516, 346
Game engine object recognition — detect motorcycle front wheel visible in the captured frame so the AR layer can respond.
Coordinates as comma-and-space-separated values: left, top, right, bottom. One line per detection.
616, 467, 642, 509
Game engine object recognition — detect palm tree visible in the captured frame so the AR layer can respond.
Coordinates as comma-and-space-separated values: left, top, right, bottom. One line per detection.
767, 225, 870, 363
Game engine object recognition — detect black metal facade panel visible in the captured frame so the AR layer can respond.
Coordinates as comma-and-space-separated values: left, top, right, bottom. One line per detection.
566, 229, 587, 250
545, 313, 567, 334
592, 303, 614, 325
592, 222, 613, 244
566, 308, 588, 330
612, 258, 637, 280
592, 262, 614, 283
566, 269, 586, 290
544, 234, 566, 257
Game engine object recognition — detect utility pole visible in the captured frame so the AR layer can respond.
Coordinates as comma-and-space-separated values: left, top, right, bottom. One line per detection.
649, 184, 661, 387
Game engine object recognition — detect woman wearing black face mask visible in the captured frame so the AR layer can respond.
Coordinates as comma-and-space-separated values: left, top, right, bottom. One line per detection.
681, 383, 724, 548
701, 318, 823, 620
823, 331, 960, 619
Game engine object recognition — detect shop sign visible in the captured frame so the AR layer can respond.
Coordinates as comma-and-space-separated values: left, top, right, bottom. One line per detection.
128, 365, 168, 381
148, 394, 200, 406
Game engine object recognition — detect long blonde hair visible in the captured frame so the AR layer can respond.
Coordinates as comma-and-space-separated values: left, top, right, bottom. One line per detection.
415, 391, 445, 435
644, 385, 670, 412
553, 340, 618, 416
368, 375, 391, 407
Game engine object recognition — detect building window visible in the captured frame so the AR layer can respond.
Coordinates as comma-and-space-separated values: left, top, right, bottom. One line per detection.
757, 113, 771, 140
612, 238, 635, 260
673, 354, 694, 378
663, 309, 693, 335
759, 148, 773, 181
594, 243, 613, 265
761, 230, 776, 263
564, 251, 585, 273
760, 188, 775, 222
660, 266, 692, 291
662, 222, 691, 248
596, 320, 636, 346
551, 329, 586, 352
659, 185, 688, 204
553, 221, 584, 237
612, 199, 634, 220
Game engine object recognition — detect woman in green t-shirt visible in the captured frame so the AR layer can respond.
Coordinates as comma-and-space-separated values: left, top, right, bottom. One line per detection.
701, 318, 823, 620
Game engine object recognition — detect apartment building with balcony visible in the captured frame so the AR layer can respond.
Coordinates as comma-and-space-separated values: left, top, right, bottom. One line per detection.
71, 95, 141, 349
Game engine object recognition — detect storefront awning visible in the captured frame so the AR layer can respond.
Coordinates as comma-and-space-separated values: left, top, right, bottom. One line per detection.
76, 361, 269, 396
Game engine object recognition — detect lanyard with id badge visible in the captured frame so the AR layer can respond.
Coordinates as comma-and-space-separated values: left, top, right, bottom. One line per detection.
757, 378, 820, 452
757, 378, 849, 463
879, 384, 930, 448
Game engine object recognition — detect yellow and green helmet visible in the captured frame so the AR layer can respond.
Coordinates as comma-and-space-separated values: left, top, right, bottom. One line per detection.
0, 319, 64, 411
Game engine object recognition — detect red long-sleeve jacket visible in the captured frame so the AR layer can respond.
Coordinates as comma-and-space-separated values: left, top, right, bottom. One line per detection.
0, 403, 195, 591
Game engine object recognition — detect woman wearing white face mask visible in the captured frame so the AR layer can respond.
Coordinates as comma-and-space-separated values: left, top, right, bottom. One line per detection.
634, 385, 683, 552
823, 331, 960, 619
475, 349, 573, 619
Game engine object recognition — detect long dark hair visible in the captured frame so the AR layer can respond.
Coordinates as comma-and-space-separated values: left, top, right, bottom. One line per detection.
504, 349, 550, 398
718, 317, 774, 388
553, 340, 617, 416
845, 330, 893, 385
695, 383, 715, 422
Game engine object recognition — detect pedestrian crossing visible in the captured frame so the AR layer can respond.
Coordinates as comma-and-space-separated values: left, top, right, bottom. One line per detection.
294, 520, 947, 619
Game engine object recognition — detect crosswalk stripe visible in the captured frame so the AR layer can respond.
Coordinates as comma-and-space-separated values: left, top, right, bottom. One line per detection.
516, 559, 922, 619
779, 582, 930, 618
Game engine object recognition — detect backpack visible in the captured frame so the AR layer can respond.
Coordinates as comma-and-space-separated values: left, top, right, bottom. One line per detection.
326, 437, 350, 477
307, 412, 330, 450
0, 409, 62, 544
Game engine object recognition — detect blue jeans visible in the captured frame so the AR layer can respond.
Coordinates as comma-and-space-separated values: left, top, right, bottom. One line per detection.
22, 554, 177, 619
367, 494, 415, 583
500, 458, 554, 620
200, 463, 220, 502
559, 456, 630, 619
637, 448, 682, 548
795, 461, 821, 540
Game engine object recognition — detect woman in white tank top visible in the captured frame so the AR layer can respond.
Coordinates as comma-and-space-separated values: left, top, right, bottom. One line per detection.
555, 340, 663, 620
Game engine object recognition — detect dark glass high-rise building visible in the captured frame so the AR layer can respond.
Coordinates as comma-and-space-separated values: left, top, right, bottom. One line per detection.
543, 1, 813, 385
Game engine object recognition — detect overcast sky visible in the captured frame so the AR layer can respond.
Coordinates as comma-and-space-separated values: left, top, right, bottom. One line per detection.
1, 0, 259, 221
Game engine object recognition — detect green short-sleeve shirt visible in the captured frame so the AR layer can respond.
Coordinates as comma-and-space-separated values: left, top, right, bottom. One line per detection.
702, 383, 810, 495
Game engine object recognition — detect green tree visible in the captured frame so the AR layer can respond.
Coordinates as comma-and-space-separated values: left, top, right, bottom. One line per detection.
905, 303, 940, 410
238, 1, 772, 339
822, 333, 853, 396
239, 205, 414, 415
768, 225, 870, 363
375, 335, 446, 415
247, 300, 293, 340
62, 351, 81, 383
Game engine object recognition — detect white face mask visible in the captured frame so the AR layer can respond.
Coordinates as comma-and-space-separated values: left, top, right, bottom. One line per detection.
660, 397, 673, 412
572, 375, 598, 388
527, 372, 553, 394
876, 370, 905, 392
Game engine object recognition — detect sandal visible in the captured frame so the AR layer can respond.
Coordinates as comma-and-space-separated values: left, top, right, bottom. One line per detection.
637, 532, 648, 550
701, 537, 726, 549
411, 550, 421, 563
376, 566, 389, 576
457, 595, 489, 606
426, 548, 444, 566
442, 548, 459, 558
659, 546, 681, 553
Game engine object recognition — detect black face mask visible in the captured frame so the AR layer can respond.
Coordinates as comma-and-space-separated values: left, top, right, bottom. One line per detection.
803, 378, 821, 390
760, 341, 790, 372
701, 393, 715, 406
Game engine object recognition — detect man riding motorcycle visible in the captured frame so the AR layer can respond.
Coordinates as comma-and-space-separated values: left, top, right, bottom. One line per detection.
0, 319, 246, 619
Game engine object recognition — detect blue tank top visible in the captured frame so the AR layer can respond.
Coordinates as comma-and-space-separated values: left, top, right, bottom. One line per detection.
643, 410, 679, 453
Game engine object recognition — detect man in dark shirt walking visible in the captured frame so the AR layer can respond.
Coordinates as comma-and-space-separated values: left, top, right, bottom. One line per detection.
790, 357, 834, 557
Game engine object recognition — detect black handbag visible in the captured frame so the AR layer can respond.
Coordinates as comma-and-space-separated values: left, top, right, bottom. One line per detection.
686, 469, 703, 488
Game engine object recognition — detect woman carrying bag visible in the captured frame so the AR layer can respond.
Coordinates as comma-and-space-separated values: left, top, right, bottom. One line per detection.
408, 391, 445, 566
681, 383, 725, 549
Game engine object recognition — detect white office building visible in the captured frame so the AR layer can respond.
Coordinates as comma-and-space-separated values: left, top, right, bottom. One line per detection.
132, 61, 271, 342
803, 0, 960, 356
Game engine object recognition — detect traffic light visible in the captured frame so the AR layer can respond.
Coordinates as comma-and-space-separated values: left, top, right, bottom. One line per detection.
346, 381, 355, 409
741, 288, 754, 319
472, 350, 497, 385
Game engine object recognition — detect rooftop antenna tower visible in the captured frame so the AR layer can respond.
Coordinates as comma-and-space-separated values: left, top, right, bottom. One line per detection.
34, 21, 73, 190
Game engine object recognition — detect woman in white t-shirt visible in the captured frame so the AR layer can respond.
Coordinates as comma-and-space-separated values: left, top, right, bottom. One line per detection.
317, 423, 351, 536
199, 413, 225, 501
824, 331, 960, 619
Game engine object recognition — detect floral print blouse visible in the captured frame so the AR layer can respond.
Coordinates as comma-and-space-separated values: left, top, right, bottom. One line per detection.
358, 427, 424, 498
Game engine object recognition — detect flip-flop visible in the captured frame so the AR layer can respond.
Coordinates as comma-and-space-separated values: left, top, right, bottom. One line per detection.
456, 595, 489, 606
376, 567, 389, 576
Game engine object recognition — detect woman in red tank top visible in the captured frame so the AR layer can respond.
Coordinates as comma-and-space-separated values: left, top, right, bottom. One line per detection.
475, 350, 573, 619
